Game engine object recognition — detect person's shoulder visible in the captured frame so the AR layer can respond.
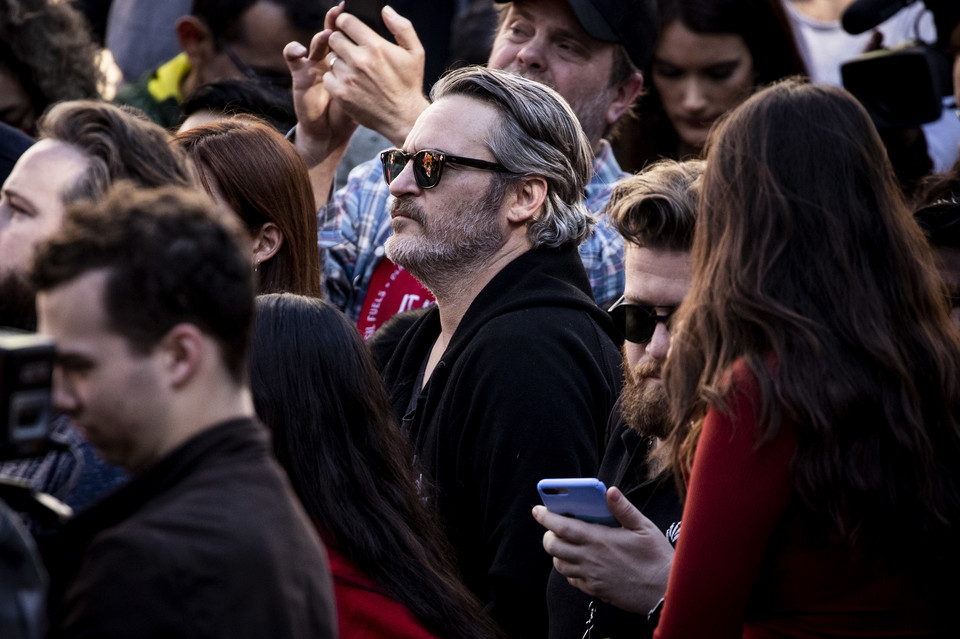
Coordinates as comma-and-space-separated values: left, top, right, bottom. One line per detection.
454, 306, 619, 389
468, 304, 602, 347
101, 462, 323, 576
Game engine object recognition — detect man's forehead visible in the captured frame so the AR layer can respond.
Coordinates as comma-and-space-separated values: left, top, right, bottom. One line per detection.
496, 0, 656, 70
3, 139, 90, 199
10, 139, 89, 179
624, 245, 693, 303
234, 0, 313, 53
407, 95, 499, 152
37, 270, 111, 335
498, 0, 593, 41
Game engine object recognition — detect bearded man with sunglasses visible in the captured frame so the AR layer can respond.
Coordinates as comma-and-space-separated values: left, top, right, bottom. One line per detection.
533, 160, 701, 639
285, 0, 654, 336
369, 66, 622, 638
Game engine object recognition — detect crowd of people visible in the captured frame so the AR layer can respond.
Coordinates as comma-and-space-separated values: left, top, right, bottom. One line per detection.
2, 0, 960, 637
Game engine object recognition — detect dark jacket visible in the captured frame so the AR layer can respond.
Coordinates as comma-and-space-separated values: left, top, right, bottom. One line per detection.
380, 245, 622, 638
42, 418, 337, 639
546, 400, 684, 639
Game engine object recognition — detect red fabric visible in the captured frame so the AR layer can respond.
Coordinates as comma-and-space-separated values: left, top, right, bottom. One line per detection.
356, 258, 435, 339
654, 361, 945, 639
326, 547, 440, 639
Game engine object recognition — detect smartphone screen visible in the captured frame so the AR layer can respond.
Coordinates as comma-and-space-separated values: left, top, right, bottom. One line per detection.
343, 0, 391, 40
537, 478, 617, 526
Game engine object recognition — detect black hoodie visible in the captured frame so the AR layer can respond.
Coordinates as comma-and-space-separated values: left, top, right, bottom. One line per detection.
381, 244, 622, 638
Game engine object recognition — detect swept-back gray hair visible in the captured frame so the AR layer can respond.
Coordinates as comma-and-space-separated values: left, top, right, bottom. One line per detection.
431, 66, 594, 248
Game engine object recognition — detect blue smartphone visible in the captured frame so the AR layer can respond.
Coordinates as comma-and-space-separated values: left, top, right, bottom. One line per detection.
537, 477, 617, 527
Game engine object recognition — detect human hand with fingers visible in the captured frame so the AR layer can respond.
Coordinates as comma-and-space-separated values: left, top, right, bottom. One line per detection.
533, 486, 675, 615
284, 30, 358, 167
284, 29, 359, 207
325, 2, 431, 147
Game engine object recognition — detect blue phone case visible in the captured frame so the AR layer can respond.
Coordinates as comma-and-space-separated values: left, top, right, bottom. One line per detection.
537, 477, 617, 526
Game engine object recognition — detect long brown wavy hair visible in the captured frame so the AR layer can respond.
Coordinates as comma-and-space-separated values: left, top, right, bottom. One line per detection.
663, 79, 960, 567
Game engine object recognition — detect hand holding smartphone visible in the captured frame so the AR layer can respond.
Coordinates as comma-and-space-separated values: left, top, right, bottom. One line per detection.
537, 477, 618, 527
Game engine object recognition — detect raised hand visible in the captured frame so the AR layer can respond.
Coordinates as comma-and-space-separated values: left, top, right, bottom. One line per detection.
324, 4, 430, 147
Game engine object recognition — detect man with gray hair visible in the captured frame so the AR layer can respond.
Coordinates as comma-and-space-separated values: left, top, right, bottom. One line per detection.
378, 65, 622, 638
285, 0, 655, 336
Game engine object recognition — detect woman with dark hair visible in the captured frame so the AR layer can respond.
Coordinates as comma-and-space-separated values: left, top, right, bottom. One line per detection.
250, 294, 501, 639
653, 79, 960, 636
632, 0, 806, 166
173, 117, 322, 297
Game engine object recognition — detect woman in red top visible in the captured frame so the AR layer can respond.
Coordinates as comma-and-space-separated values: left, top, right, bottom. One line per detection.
654, 79, 960, 637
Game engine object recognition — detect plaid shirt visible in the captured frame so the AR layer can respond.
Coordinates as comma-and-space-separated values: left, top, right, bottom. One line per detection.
319, 140, 627, 321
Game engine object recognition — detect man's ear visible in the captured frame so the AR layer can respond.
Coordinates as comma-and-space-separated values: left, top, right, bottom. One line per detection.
176, 16, 217, 72
159, 323, 205, 389
252, 222, 284, 268
505, 175, 548, 225
606, 71, 644, 127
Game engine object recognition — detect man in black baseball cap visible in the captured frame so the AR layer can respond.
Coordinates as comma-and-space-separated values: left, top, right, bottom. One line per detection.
496, 0, 657, 70
487, 0, 655, 147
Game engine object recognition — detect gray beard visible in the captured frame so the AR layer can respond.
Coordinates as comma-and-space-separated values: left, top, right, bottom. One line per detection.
386, 180, 508, 296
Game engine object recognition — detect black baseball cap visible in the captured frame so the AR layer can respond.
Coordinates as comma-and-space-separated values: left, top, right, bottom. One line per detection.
495, 0, 658, 70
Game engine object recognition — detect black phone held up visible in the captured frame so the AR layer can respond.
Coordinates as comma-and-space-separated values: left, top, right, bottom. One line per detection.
343, 0, 391, 40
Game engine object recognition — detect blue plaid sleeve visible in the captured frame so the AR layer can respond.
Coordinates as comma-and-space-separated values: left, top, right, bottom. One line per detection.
319, 157, 396, 321
579, 141, 627, 310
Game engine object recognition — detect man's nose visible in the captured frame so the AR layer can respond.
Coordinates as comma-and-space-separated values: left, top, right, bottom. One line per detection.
645, 322, 672, 362
515, 36, 547, 72
388, 159, 423, 197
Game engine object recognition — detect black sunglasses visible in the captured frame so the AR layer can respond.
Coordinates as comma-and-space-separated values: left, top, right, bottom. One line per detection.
380, 148, 514, 189
220, 40, 293, 90
608, 296, 677, 344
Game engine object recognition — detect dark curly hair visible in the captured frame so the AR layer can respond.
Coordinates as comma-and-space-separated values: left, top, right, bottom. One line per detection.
31, 183, 255, 382
0, 0, 102, 134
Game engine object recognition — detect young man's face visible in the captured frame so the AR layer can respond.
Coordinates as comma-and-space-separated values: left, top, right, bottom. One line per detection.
487, 0, 640, 149
38, 269, 170, 473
